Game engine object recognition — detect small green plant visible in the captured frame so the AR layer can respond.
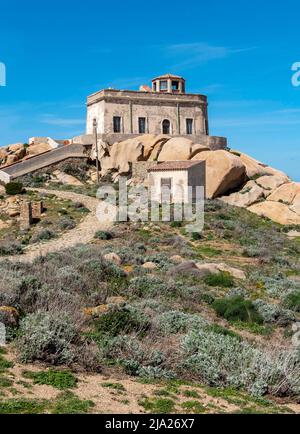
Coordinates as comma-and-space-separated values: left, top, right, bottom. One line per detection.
53, 391, 94, 414
212, 296, 263, 324
181, 400, 206, 413
139, 397, 175, 414
0, 358, 14, 373
5, 182, 24, 195
204, 272, 234, 288
183, 390, 200, 398
0, 376, 13, 388
0, 399, 49, 414
102, 382, 126, 391
23, 369, 78, 390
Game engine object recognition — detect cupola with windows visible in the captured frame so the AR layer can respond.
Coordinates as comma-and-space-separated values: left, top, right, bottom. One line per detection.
151, 74, 186, 94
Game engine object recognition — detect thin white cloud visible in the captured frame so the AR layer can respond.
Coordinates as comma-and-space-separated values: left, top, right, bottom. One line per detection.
164, 42, 255, 69
41, 115, 85, 127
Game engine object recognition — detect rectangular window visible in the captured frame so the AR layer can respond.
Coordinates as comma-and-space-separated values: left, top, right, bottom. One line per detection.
113, 116, 121, 133
186, 118, 193, 135
138, 117, 146, 134
160, 80, 168, 91
172, 81, 179, 91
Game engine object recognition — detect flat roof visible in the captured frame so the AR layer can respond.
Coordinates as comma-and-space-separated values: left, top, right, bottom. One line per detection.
148, 160, 203, 172
87, 88, 207, 106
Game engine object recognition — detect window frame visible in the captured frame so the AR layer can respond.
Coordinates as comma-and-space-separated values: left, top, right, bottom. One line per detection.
186, 118, 193, 135
113, 116, 121, 133
138, 117, 146, 134
159, 80, 168, 91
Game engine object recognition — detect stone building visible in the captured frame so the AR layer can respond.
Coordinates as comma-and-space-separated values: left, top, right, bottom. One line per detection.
148, 160, 205, 204
86, 74, 227, 149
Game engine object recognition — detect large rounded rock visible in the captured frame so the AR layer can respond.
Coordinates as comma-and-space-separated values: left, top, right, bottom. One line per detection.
221, 180, 265, 208
248, 201, 300, 225
267, 182, 300, 204
138, 134, 170, 160
104, 252, 122, 266
256, 175, 289, 192
27, 142, 52, 156
52, 170, 83, 186
157, 137, 193, 161
101, 137, 144, 175
193, 150, 246, 199
8, 143, 24, 153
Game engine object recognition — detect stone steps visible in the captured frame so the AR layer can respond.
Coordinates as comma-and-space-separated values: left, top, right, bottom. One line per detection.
0, 144, 87, 183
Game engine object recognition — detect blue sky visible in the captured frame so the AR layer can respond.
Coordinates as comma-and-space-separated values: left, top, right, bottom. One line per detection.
0, 0, 299, 180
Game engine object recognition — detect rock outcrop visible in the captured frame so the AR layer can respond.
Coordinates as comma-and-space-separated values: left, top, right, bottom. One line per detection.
248, 201, 300, 225
157, 137, 193, 161
192, 150, 246, 198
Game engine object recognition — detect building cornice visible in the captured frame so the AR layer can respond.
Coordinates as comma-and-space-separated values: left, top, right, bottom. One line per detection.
87, 89, 207, 107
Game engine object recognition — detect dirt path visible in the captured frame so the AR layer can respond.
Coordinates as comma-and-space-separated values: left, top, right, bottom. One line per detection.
4, 188, 115, 263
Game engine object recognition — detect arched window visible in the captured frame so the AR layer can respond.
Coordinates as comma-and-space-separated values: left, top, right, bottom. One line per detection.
162, 119, 171, 135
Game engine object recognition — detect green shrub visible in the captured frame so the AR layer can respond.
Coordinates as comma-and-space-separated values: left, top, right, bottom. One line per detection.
94, 231, 114, 240
0, 241, 23, 256
5, 182, 24, 195
94, 306, 149, 337
191, 232, 202, 241
204, 272, 234, 288
59, 217, 76, 231
283, 291, 300, 312
23, 369, 78, 390
170, 221, 183, 228
212, 296, 263, 324
31, 229, 56, 243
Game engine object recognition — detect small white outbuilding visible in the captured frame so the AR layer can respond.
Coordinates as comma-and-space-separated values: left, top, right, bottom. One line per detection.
148, 160, 205, 204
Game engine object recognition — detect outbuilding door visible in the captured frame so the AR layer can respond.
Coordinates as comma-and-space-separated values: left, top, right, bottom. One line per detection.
161, 177, 172, 202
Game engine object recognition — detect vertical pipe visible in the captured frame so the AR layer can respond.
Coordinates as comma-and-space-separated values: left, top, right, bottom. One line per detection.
129, 101, 133, 134
177, 103, 180, 135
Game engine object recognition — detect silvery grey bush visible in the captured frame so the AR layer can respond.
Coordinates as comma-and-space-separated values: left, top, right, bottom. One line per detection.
181, 329, 300, 397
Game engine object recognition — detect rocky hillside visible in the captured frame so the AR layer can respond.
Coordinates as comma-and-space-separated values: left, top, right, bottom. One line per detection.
0, 198, 299, 414
2, 134, 300, 226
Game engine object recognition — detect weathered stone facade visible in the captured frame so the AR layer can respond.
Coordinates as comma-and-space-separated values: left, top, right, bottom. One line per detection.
86, 74, 227, 149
